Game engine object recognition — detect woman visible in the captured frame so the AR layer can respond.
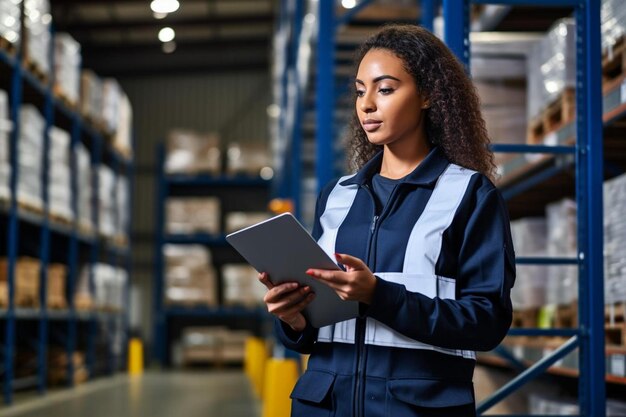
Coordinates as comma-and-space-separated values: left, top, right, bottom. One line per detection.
259, 24, 515, 417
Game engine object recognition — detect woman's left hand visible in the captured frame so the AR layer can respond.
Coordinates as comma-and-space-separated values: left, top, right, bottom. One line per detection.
306, 253, 377, 304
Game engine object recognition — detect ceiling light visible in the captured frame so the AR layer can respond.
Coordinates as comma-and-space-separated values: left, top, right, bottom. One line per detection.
162, 41, 177, 54
158, 27, 175, 43
150, 0, 179, 14
341, 0, 357, 9
153, 12, 167, 20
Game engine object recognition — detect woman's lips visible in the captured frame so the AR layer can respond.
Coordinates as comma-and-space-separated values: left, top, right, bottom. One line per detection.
362, 119, 382, 132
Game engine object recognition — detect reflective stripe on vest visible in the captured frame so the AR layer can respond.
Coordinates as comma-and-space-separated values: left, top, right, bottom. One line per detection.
316, 164, 476, 360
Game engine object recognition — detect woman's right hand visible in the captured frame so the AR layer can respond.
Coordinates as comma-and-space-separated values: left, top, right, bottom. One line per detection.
258, 272, 315, 332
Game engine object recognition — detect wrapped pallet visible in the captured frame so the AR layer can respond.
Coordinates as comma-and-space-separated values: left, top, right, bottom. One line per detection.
18, 105, 44, 211
604, 173, 626, 304
165, 130, 220, 175
527, 19, 576, 123
0, 0, 21, 51
0, 257, 40, 308
601, 0, 626, 54
164, 245, 217, 307
166, 197, 220, 235
113, 92, 133, 159
115, 175, 129, 242
98, 166, 116, 238
74, 265, 93, 311
102, 78, 121, 135
47, 347, 88, 386
92, 263, 127, 311
75, 142, 93, 233
510, 218, 548, 309
222, 264, 265, 307
47, 263, 67, 309
53, 33, 81, 106
0, 90, 11, 201
80, 69, 104, 125
224, 212, 271, 235
226, 142, 272, 177
546, 199, 578, 306
23, 0, 51, 78
49, 126, 73, 222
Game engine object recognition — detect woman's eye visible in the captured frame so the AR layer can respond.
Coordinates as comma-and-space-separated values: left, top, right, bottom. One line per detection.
355, 90, 365, 97
378, 88, 393, 95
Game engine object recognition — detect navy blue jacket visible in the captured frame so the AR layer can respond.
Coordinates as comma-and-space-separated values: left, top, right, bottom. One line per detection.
277, 147, 515, 417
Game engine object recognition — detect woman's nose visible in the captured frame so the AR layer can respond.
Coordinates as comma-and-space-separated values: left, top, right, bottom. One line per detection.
359, 92, 376, 113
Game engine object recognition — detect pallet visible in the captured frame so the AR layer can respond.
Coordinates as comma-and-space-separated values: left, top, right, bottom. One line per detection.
22, 58, 50, 86
527, 88, 576, 145
47, 296, 67, 310
17, 199, 44, 216
52, 85, 78, 111
602, 35, 626, 87
511, 307, 540, 328
15, 294, 39, 308
554, 301, 578, 328
606, 322, 626, 347
606, 302, 626, 325
0, 36, 17, 57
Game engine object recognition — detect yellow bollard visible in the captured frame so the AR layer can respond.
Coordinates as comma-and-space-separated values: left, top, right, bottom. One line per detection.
262, 358, 299, 417
128, 338, 144, 375
246, 338, 268, 398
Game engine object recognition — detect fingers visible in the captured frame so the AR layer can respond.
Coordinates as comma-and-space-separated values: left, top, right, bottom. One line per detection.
306, 268, 343, 284
266, 286, 315, 317
264, 283, 311, 305
335, 253, 367, 272
257, 272, 274, 289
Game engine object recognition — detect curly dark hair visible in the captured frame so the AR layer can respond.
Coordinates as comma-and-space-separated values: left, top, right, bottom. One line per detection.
347, 24, 496, 181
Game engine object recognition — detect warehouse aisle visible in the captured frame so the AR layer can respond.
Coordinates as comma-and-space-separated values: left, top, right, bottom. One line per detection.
0, 371, 260, 417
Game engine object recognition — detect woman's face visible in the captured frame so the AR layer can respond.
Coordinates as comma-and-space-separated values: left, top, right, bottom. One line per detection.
355, 48, 429, 148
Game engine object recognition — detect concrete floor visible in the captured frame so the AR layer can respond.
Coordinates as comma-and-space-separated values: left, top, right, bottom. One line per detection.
0, 370, 260, 417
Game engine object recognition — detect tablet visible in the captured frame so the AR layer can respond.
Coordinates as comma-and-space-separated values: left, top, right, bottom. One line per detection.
225, 212, 358, 328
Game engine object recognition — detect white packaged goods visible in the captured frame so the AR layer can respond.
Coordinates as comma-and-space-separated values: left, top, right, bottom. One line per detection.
510, 218, 548, 309
0, 164, 10, 200
546, 199, 578, 306
530, 394, 626, 416
166, 197, 220, 235
80, 70, 103, 124
102, 79, 121, 134
53, 33, 81, 104
224, 212, 272, 234
75, 142, 92, 231
0, 0, 22, 49
164, 245, 216, 307
17, 105, 44, 209
604, 173, 626, 303
115, 176, 129, 238
0, 90, 12, 200
165, 130, 220, 175
23, 0, 51, 76
602, 0, 626, 54
226, 142, 272, 176
222, 264, 265, 307
113, 93, 133, 159
88, 263, 127, 310
48, 126, 72, 221
527, 19, 576, 121
98, 166, 116, 237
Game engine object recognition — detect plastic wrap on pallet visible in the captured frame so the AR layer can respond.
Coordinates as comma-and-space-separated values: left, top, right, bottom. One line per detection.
0, 0, 22, 49
546, 199, 578, 306
80, 69, 103, 124
602, 0, 626, 54
226, 142, 272, 177
222, 264, 265, 307
164, 244, 217, 307
115, 175, 129, 239
17, 105, 44, 210
48, 126, 72, 221
510, 218, 548, 309
527, 19, 576, 121
102, 78, 121, 134
113, 92, 133, 159
166, 197, 220, 235
0, 90, 12, 200
98, 165, 116, 237
165, 130, 220, 175
53, 33, 81, 105
604, 173, 626, 303
23, 0, 51, 76
75, 142, 92, 232
92, 263, 127, 311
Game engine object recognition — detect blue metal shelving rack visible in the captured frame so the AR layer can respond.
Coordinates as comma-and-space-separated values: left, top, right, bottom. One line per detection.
153, 145, 272, 366
0, 33, 133, 404
276, 0, 610, 416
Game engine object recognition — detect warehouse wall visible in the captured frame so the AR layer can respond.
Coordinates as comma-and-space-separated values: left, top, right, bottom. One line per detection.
117, 70, 271, 348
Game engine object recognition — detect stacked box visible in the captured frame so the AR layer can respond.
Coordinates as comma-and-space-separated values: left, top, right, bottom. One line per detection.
47, 347, 88, 386
510, 218, 548, 309
0, 257, 40, 307
476, 81, 527, 145
98, 166, 116, 238
0, 90, 11, 200
92, 263, 127, 311
0, 0, 21, 49
602, 0, 626, 53
23, 0, 51, 76
47, 263, 66, 309
546, 199, 578, 306
53, 33, 81, 105
17, 105, 44, 210
74, 264, 92, 310
224, 212, 271, 234
166, 197, 220, 235
222, 264, 265, 307
115, 175, 129, 240
164, 245, 217, 307
604, 173, 626, 303
165, 130, 220, 175
80, 69, 103, 124
226, 142, 272, 176
527, 19, 576, 121
48, 126, 72, 221
113, 92, 133, 159
530, 394, 626, 416
75, 142, 92, 232
181, 327, 252, 366
102, 78, 121, 134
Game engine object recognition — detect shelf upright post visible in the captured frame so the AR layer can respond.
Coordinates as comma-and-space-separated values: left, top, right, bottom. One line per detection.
66, 114, 81, 387
575, 1, 605, 416
276, 0, 292, 202
291, 0, 304, 219
315, 0, 335, 194
123, 134, 135, 371
421, 0, 437, 33
4, 42, 23, 408
153, 145, 167, 365
443, 0, 470, 71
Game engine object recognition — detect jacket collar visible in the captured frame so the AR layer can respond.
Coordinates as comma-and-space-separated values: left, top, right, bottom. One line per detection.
340, 146, 450, 187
